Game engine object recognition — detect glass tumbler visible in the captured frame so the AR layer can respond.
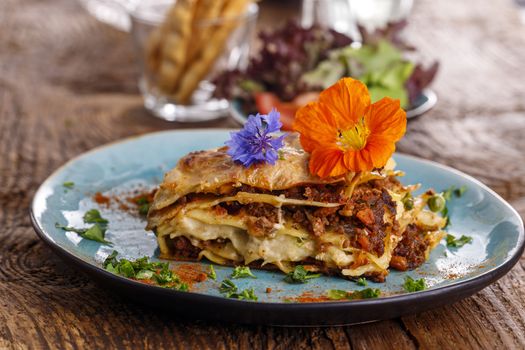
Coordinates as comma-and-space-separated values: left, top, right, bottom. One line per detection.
130, 1, 258, 122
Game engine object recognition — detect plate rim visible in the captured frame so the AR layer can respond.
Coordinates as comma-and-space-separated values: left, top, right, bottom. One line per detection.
229, 89, 438, 125
29, 129, 525, 319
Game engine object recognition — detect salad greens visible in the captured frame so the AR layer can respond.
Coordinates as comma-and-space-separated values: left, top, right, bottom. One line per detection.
214, 20, 438, 109
302, 40, 414, 107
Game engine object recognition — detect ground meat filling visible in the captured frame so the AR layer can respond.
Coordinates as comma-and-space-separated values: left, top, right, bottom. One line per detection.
164, 236, 200, 259
390, 224, 429, 270
210, 181, 398, 255
282, 184, 397, 256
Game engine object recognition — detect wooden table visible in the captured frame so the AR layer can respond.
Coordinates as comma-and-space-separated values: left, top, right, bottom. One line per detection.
1, 0, 524, 348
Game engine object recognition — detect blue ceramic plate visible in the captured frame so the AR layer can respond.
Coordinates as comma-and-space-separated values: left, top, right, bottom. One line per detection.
230, 89, 437, 125
31, 130, 524, 326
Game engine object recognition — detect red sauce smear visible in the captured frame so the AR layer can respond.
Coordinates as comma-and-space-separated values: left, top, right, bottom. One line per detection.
93, 192, 110, 207
173, 264, 208, 287
293, 291, 330, 303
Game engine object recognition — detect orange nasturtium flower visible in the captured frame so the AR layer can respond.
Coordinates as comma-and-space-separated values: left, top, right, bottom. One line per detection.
293, 77, 406, 178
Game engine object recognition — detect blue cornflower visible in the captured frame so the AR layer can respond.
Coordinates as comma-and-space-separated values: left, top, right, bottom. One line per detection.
225, 108, 286, 167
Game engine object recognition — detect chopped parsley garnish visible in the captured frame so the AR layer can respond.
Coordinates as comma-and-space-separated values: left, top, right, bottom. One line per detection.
401, 192, 414, 210
284, 265, 321, 284
208, 265, 217, 280
278, 150, 285, 160
219, 279, 238, 297
103, 251, 187, 291
327, 289, 348, 300
446, 234, 473, 248
63, 181, 75, 189
327, 288, 381, 300
454, 185, 467, 197
231, 266, 256, 279
356, 277, 368, 286
56, 209, 111, 244
55, 222, 110, 244
352, 288, 381, 299
83, 209, 109, 225
437, 185, 468, 227
219, 279, 258, 301
403, 276, 426, 292
237, 288, 258, 301
136, 197, 150, 216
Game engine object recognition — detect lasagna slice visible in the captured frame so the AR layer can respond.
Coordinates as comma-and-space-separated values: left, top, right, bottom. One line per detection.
146, 134, 446, 282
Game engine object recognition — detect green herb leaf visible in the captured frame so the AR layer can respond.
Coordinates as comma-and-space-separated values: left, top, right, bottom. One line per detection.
231, 266, 256, 279
105, 263, 118, 274
454, 186, 467, 197
136, 197, 149, 205
446, 234, 473, 248
219, 279, 238, 297
284, 266, 321, 284
219, 280, 257, 301
278, 150, 285, 160
438, 185, 466, 227
80, 224, 110, 244
83, 209, 109, 226
138, 203, 150, 216
153, 265, 178, 285
327, 289, 348, 300
102, 254, 187, 291
55, 223, 86, 235
403, 276, 426, 292
176, 283, 189, 292
55, 222, 111, 244
356, 277, 368, 286
327, 288, 380, 300
103, 250, 119, 268
208, 265, 217, 281
349, 288, 381, 299
135, 269, 154, 280
442, 186, 455, 201
237, 288, 258, 301
63, 181, 75, 189
118, 259, 136, 278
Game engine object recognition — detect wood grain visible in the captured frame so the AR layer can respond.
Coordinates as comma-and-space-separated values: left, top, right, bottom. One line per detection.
0, 0, 524, 349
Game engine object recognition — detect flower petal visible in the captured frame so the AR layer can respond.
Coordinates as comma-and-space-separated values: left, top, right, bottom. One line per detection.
365, 134, 396, 169
309, 147, 347, 178
367, 97, 406, 141
264, 108, 283, 133
293, 101, 338, 152
343, 148, 373, 172
318, 78, 371, 129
